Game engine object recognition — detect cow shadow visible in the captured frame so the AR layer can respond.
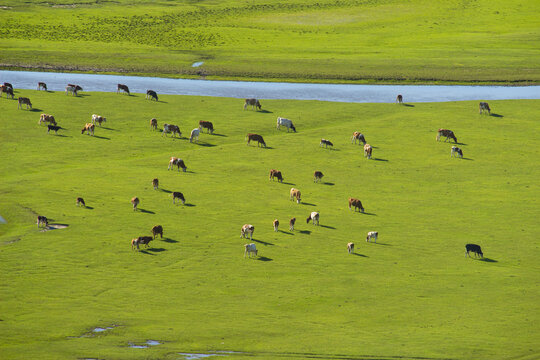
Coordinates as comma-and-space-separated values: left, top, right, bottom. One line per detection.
138, 208, 155, 214
147, 248, 166, 253
257, 256, 273, 261
301, 202, 317, 206
162, 238, 178, 243
184, 203, 196, 207
185, 170, 196, 174
320, 224, 336, 229
51, 134, 70, 138
372, 242, 391, 246
362, 212, 377, 216
261, 146, 274, 150
258, 110, 273, 114
478, 257, 498, 263
278, 230, 294, 235
160, 189, 173, 194
490, 113, 503, 118
193, 142, 216, 147
281, 182, 295, 185
352, 253, 369, 257
325, 148, 340, 151
461, 157, 474, 161
84, 206, 94, 210
100, 126, 118, 131
454, 142, 467, 146
139, 250, 156, 255
211, 133, 227, 137
299, 230, 311, 235
372, 158, 389, 162
323, 182, 335, 186
92, 135, 111, 140
402, 104, 415, 107
29, 108, 43, 112
252, 238, 274, 246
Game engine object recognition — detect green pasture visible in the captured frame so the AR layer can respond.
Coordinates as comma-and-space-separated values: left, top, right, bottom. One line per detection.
0, 0, 539, 84
0, 90, 538, 359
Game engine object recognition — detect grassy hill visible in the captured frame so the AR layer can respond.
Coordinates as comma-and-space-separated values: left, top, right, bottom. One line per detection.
0, 0, 539, 84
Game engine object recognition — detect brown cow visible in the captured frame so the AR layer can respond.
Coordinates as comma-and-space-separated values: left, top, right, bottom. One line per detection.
244, 98, 262, 110
351, 132, 366, 145
131, 197, 140, 211
273, 219, 279, 232
313, 171, 324, 183
150, 118, 158, 130
151, 225, 163, 239
363, 144, 372, 159
168, 157, 187, 172
91, 114, 106, 126
81, 123, 95, 136
76, 197, 86, 207
39, 114, 57, 126
269, 169, 283, 183
132, 236, 153, 250
199, 120, 214, 134
152, 178, 159, 190
348, 197, 364, 213
436, 129, 457, 143
289, 217, 296, 231
246, 133, 266, 147
290, 188, 301, 204
172, 192, 185, 204
241, 224, 255, 240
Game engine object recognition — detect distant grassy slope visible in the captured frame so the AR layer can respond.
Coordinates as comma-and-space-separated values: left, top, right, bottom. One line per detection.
0, 0, 538, 84
0, 90, 539, 359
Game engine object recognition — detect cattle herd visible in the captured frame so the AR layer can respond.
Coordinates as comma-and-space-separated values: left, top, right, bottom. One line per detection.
2, 81, 488, 259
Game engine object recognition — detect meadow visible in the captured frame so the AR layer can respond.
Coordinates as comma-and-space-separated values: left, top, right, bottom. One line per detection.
0, 0, 539, 84
0, 89, 538, 360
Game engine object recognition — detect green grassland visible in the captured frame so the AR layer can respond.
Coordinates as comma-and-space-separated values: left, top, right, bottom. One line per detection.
0, 90, 539, 359
0, 0, 539, 84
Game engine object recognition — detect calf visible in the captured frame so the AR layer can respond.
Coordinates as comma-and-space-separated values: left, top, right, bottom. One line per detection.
246, 133, 266, 147
152, 178, 159, 190
131, 197, 140, 211
290, 188, 301, 204
37, 82, 47, 91
81, 123, 95, 136
479, 102, 491, 115
244, 243, 258, 258
37, 215, 48, 228
437, 129, 458, 143
347, 242, 355, 254
189, 128, 200, 143
348, 198, 364, 213
172, 191, 186, 205
306, 211, 319, 225
269, 169, 283, 183
241, 224, 255, 240
396, 94, 403, 104
244, 98, 262, 110
199, 120, 214, 134
47, 125, 62, 134
117, 83, 130, 95
146, 90, 158, 101
289, 217, 296, 231
364, 144, 373, 159
76, 197, 86, 207
150, 118, 158, 130
465, 244, 483, 258
313, 171, 324, 183
273, 219, 279, 232
351, 132, 366, 145
39, 114, 57, 125
366, 231, 378, 243
17, 97, 32, 109
168, 157, 187, 172
91, 114, 106, 126
451, 146, 463, 158
320, 139, 333, 148
276, 117, 296, 132
162, 124, 181, 138
151, 225, 163, 239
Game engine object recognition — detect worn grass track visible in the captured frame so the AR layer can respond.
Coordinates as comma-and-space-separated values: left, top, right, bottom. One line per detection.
0, 91, 539, 360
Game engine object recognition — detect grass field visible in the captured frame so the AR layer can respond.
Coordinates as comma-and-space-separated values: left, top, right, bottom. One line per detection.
0, 0, 539, 84
0, 90, 538, 359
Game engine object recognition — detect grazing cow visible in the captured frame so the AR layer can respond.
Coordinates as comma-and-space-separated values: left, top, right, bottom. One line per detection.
347, 242, 355, 254
189, 128, 200, 143
0, 85, 14, 99
241, 224, 255, 240
152, 178, 159, 190
244, 243, 258, 258
364, 144, 373, 159
17, 97, 32, 109
39, 114, 56, 125
131, 237, 140, 250
146, 90, 158, 101
348, 198, 364, 213
172, 191, 186, 205
3, 82, 13, 90
276, 117, 296, 132
479, 102, 491, 115
37, 82, 47, 91
269, 169, 283, 183
306, 211, 319, 225
465, 244, 483, 258
81, 123, 95, 136
437, 129, 458, 143
290, 188, 301, 204
65, 84, 82, 96
198, 120, 214, 134
76, 197, 86, 207
289, 217, 296, 231
168, 157, 187, 172
244, 98, 262, 110
131, 197, 139, 211
320, 139, 333, 148
117, 83, 130, 95
47, 125, 62, 134
151, 225, 163, 239
351, 132, 366, 145
133, 236, 153, 250
396, 94, 403, 104
272, 219, 279, 232
246, 133, 266, 147
91, 114, 106, 126
366, 231, 378, 243
451, 146, 463, 158
150, 118, 158, 130
162, 124, 181, 138
313, 171, 324, 183
37, 215, 48, 228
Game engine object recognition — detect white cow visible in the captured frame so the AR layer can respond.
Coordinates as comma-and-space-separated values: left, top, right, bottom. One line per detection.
244, 243, 258, 258
91, 114, 106, 126
189, 128, 200, 143
366, 231, 378, 243
306, 212, 319, 226
347, 242, 355, 254
240, 224, 255, 240
276, 117, 296, 132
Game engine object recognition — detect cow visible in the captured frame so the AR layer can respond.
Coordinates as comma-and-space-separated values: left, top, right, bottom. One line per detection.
290, 188, 301, 204
199, 120, 214, 134
348, 198, 364, 213
0, 85, 14, 99
351, 132, 366, 145
150, 118, 158, 130
241, 224, 255, 240
189, 128, 200, 143
37, 82, 47, 91
306, 211, 319, 225
366, 231, 378, 243
246, 133, 266, 147
162, 124, 181, 138
172, 191, 186, 205
320, 139, 333, 148
17, 97, 32, 109
131, 237, 140, 250
479, 102, 491, 115
131, 197, 139, 211
117, 84, 130, 95
81, 123, 95, 136
451, 146, 463, 158
364, 144, 373, 159
3, 82, 13, 90
65, 84, 82, 96
76, 197, 86, 207
152, 178, 159, 190
244, 243, 258, 258
132, 236, 153, 250
168, 157, 187, 172
465, 244, 483, 258
146, 90, 158, 101
91, 114, 106, 126
289, 217, 296, 231
47, 125, 62, 134
396, 94, 403, 104
269, 169, 283, 183
151, 225, 163, 239
39, 114, 56, 125
276, 117, 296, 132
437, 129, 458, 143
313, 171, 324, 183
347, 242, 355, 254
244, 98, 262, 111
37, 215, 48, 228
273, 219, 279, 232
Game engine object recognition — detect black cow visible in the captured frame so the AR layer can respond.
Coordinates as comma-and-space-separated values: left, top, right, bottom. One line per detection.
465, 244, 483, 258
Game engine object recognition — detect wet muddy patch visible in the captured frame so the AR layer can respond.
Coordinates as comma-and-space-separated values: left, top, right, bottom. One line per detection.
0, 215, 6, 224
129, 340, 162, 348
192, 62, 204, 67
178, 353, 228, 359
40, 224, 69, 232
71, 325, 119, 338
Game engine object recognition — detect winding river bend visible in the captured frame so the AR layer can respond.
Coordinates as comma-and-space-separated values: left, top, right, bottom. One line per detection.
1, 70, 539, 103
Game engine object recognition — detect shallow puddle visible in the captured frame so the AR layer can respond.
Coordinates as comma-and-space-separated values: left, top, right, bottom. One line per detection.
0, 215, 6, 224
129, 340, 161, 348
192, 62, 204, 67
178, 353, 226, 360
92, 327, 113, 333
